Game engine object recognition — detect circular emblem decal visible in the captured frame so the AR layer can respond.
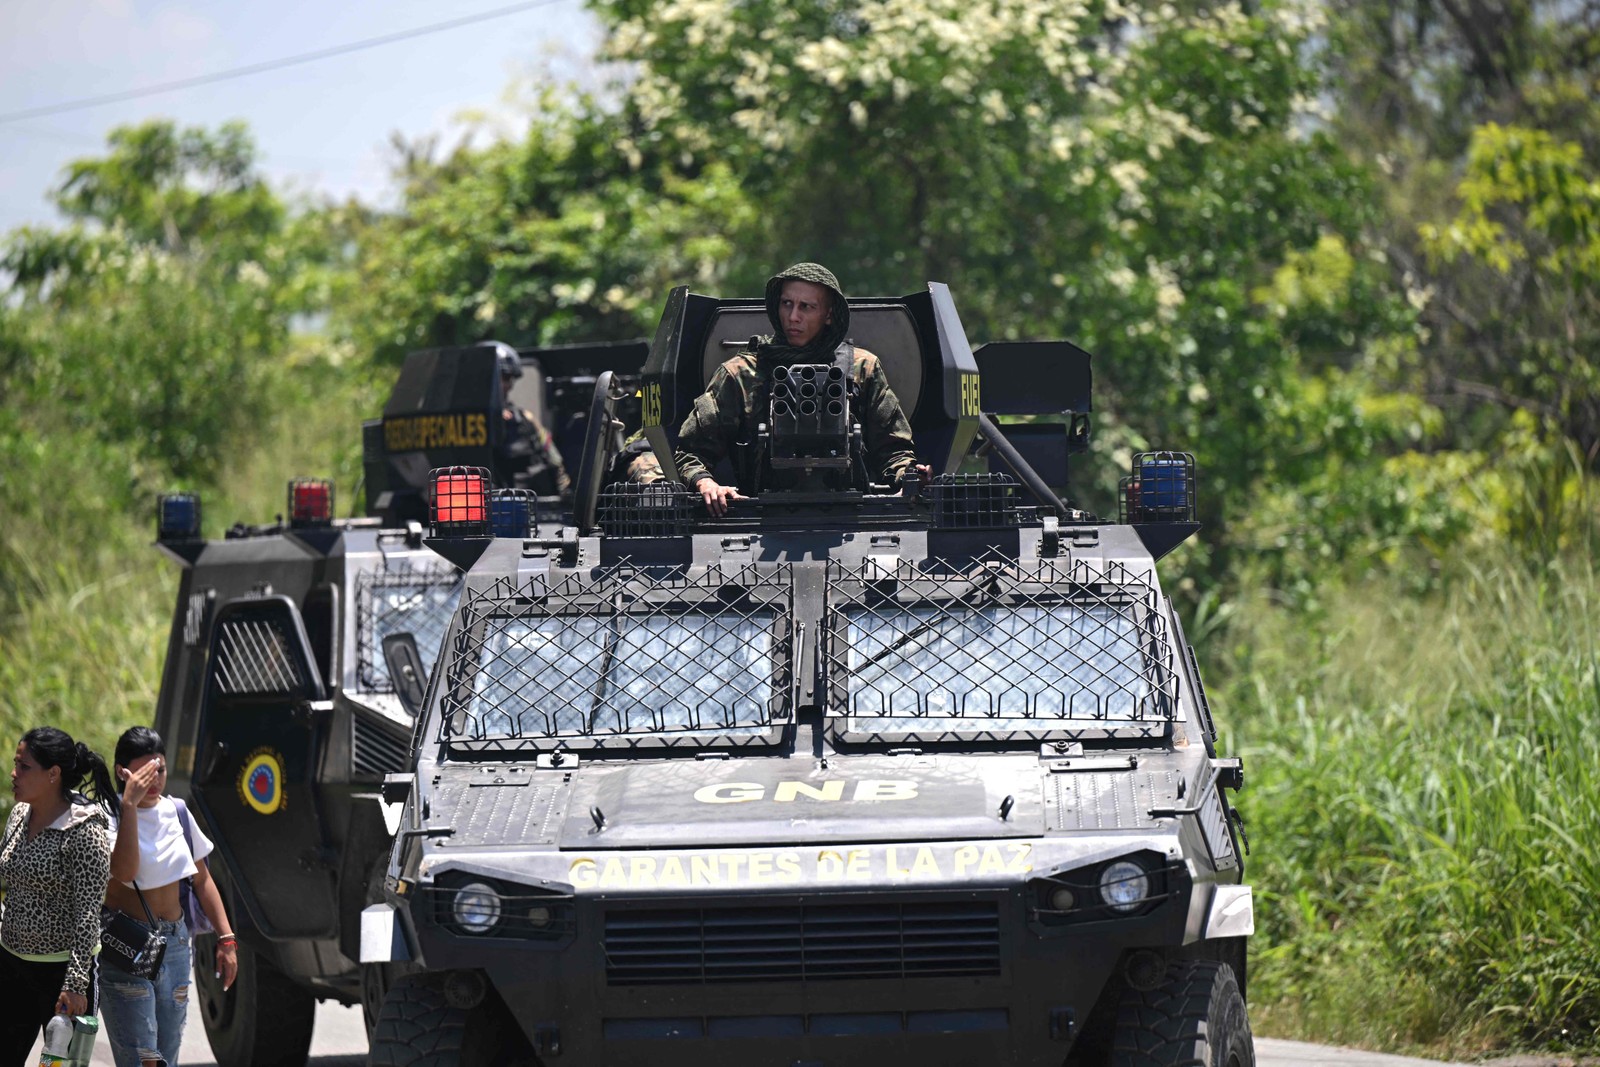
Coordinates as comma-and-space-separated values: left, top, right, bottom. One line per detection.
238, 748, 287, 815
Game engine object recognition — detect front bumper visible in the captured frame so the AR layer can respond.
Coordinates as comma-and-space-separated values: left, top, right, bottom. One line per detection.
401, 848, 1204, 1067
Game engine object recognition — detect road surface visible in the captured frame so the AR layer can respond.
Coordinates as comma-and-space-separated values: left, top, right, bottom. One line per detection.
33, 995, 1472, 1066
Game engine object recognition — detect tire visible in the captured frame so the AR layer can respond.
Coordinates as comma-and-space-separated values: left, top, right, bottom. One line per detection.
368, 974, 526, 1066
361, 961, 400, 1039
1110, 960, 1254, 1067
193, 937, 316, 1067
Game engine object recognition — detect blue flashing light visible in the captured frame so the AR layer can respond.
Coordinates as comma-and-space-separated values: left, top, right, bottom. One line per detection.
1138, 458, 1188, 510
157, 493, 202, 542
1128, 452, 1196, 522
489, 489, 535, 539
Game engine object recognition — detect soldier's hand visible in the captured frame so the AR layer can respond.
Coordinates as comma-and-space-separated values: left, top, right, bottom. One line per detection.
696, 478, 747, 517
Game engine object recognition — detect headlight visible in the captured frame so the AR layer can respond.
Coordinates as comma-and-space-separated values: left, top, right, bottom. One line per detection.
1099, 861, 1149, 912
452, 881, 503, 933
1048, 886, 1076, 912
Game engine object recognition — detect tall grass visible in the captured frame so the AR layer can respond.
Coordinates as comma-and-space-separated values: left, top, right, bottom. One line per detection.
0, 359, 377, 771
1222, 552, 1600, 1055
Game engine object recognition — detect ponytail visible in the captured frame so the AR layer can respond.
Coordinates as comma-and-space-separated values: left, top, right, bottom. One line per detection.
18, 726, 117, 816
75, 742, 120, 818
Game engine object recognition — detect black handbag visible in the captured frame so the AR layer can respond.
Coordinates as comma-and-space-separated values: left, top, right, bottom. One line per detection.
99, 884, 168, 979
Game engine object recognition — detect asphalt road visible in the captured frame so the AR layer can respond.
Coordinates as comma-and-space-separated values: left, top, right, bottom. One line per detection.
33, 994, 1472, 1067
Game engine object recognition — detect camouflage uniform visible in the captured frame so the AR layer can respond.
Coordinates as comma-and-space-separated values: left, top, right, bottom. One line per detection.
621, 430, 665, 484
675, 263, 918, 491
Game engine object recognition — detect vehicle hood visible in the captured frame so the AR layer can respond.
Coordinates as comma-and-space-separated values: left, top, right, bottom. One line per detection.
556, 755, 1044, 850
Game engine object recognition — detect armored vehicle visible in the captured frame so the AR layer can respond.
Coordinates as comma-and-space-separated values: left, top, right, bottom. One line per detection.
148, 339, 647, 1066
362, 284, 1253, 1067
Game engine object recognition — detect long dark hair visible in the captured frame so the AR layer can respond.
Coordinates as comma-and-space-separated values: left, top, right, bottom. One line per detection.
111, 726, 168, 821
19, 726, 118, 816
114, 726, 165, 771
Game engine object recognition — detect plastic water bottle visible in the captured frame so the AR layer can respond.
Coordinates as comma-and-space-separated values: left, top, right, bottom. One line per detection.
37, 1013, 71, 1066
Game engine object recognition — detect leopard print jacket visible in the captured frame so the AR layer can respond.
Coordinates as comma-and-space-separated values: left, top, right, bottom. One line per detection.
0, 798, 112, 995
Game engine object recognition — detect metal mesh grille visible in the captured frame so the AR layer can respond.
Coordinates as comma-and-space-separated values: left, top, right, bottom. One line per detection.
356, 564, 463, 692
441, 564, 791, 750
351, 714, 411, 775
598, 482, 697, 537
213, 617, 304, 695
604, 900, 1001, 986
928, 473, 1021, 527
825, 559, 1177, 740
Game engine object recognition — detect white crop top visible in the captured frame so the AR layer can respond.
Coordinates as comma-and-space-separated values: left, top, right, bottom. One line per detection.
111, 796, 214, 889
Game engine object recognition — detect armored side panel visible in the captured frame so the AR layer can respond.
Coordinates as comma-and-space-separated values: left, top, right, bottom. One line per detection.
152, 521, 464, 1031
973, 340, 1094, 490
368, 347, 500, 524
191, 595, 336, 937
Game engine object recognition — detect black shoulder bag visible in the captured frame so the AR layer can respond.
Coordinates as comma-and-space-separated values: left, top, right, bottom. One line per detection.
99, 884, 168, 979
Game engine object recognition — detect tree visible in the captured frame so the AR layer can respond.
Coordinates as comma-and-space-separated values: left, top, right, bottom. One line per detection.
334, 93, 755, 361
1322, 0, 1600, 470
1, 121, 331, 483
1420, 123, 1600, 467
597, 0, 1414, 535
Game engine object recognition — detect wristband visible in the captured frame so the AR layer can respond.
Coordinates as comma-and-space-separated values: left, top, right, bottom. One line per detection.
217, 934, 238, 945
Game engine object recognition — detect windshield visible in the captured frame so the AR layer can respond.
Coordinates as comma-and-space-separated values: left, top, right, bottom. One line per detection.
440, 563, 792, 749
357, 567, 463, 693
834, 599, 1173, 735
456, 611, 777, 740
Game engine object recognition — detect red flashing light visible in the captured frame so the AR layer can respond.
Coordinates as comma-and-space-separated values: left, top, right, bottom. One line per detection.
288, 478, 334, 526
430, 467, 491, 534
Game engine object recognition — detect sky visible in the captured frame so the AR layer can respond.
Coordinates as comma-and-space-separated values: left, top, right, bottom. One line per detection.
0, 0, 602, 236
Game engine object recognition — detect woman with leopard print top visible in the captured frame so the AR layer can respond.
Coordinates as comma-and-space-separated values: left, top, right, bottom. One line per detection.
1, 726, 116, 1066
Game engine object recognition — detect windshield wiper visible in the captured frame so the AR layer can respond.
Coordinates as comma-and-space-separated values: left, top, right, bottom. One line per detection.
587, 591, 625, 730
855, 571, 1002, 672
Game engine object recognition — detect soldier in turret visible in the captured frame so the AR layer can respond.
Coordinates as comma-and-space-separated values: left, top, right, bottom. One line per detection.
675, 262, 928, 515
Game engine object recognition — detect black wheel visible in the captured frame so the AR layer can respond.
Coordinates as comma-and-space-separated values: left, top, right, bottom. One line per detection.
368, 974, 526, 1066
1111, 960, 1254, 1067
193, 936, 316, 1067
361, 961, 399, 1039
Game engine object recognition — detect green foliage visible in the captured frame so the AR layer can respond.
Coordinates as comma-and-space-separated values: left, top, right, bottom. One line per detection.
1416, 125, 1600, 466
0, 120, 349, 764
50, 120, 283, 255
1323, 1, 1600, 474
1223, 549, 1600, 1053
1, 120, 339, 485
336, 92, 755, 361
599, 0, 1418, 548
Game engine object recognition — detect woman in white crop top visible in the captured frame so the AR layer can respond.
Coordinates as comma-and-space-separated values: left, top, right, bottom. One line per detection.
100, 727, 237, 1067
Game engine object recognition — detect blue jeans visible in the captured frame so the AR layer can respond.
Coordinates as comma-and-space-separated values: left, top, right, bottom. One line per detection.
98, 917, 191, 1067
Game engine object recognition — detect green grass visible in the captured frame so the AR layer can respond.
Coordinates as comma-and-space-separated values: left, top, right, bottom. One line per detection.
1220, 552, 1600, 1057
0, 359, 378, 774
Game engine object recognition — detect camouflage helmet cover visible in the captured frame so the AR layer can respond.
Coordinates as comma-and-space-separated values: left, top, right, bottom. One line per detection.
764, 262, 850, 358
